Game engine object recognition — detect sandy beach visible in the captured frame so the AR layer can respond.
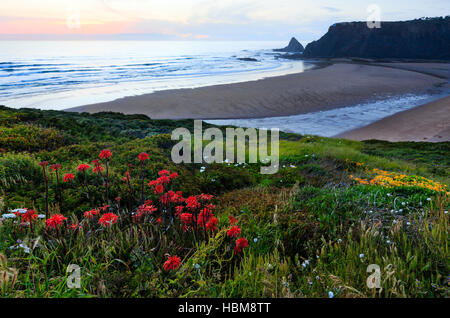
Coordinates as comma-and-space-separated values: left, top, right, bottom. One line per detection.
68, 62, 448, 120
336, 95, 450, 142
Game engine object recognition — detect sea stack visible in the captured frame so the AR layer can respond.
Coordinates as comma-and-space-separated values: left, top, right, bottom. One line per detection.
274, 37, 305, 52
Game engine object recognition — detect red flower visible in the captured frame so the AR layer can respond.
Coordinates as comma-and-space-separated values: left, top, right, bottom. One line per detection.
160, 193, 170, 204
161, 190, 183, 204
93, 165, 104, 173
39, 161, 49, 167
45, 214, 67, 229
115, 197, 121, 202
234, 238, 249, 254
227, 226, 241, 238
175, 205, 184, 216
163, 255, 181, 271
154, 184, 164, 194
122, 171, 130, 182
198, 193, 213, 201
63, 173, 75, 182
169, 172, 178, 179
138, 152, 149, 162
228, 215, 238, 225
68, 223, 81, 230
83, 209, 99, 219
76, 164, 91, 172
197, 208, 213, 226
22, 209, 38, 223
99, 205, 110, 212
157, 175, 170, 185
158, 169, 170, 176
134, 204, 157, 219
180, 213, 193, 225
175, 191, 184, 202
99, 149, 112, 159
156, 217, 162, 224
50, 164, 61, 172
206, 216, 218, 232
185, 196, 199, 210
98, 212, 118, 227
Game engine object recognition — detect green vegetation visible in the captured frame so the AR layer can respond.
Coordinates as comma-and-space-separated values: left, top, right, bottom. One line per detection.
0, 105, 448, 298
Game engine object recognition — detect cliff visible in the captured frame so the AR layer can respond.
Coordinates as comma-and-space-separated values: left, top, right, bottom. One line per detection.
303, 17, 450, 60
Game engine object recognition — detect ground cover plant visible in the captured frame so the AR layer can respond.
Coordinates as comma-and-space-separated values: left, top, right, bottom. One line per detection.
0, 105, 448, 298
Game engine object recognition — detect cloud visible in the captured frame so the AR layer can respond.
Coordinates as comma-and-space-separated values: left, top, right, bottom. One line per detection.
0, 0, 448, 40
322, 6, 341, 13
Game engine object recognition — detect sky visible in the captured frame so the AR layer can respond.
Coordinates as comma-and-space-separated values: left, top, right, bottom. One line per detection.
0, 0, 448, 43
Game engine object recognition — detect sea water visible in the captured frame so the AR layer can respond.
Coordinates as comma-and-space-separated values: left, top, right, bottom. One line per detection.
0, 40, 309, 109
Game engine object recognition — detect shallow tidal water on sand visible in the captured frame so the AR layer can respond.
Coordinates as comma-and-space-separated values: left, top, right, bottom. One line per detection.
206, 93, 448, 137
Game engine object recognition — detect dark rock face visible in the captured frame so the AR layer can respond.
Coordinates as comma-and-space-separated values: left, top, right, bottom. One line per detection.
274, 37, 305, 52
237, 57, 259, 62
303, 17, 450, 60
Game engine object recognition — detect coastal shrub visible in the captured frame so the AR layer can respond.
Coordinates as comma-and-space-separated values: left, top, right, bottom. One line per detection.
0, 153, 42, 190
362, 140, 450, 172
0, 124, 66, 152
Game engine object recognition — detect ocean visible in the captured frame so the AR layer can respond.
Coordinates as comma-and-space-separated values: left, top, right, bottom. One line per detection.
1, 40, 445, 137
0, 40, 308, 110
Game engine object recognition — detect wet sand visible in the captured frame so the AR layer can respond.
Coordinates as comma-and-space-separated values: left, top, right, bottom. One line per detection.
336, 95, 450, 142
67, 62, 448, 120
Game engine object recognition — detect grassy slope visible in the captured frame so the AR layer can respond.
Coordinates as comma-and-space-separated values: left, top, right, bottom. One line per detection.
0, 106, 448, 298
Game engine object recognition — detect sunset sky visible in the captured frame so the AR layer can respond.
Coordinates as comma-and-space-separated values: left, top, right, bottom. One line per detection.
0, 0, 448, 42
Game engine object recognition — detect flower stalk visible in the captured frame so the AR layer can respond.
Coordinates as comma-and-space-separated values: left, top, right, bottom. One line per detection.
39, 161, 49, 218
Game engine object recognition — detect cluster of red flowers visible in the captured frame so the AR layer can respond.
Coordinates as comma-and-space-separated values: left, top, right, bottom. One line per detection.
82, 205, 118, 227
98, 212, 119, 227
160, 190, 183, 205
76, 164, 91, 172
138, 152, 149, 162
14, 209, 38, 224
63, 173, 75, 182
99, 149, 112, 159
163, 255, 181, 271
234, 237, 249, 254
83, 209, 99, 219
148, 169, 179, 195
146, 170, 219, 235
225, 217, 248, 254
178, 194, 218, 233
92, 159, 104, 173
226, 226, 241, 238
45, 214, 68, 229
68, 223, 82, 230
134, 200, 157, 220
27, 153, 252, 273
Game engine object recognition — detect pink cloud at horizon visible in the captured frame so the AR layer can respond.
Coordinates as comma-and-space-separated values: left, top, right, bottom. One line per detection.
0, 17, 133, 35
